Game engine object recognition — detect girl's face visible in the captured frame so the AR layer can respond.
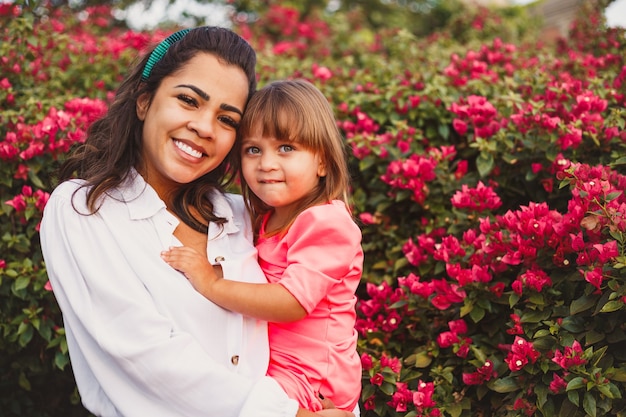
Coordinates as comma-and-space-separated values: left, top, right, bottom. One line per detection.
240, 127, 326, 222
136, 52, 248, 198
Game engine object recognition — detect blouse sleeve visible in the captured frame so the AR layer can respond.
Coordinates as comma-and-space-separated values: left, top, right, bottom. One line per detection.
278, 203, 363, 313
40, 186, 298, 417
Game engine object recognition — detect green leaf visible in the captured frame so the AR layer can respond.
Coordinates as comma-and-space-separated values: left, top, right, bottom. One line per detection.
610, 368, 626, 382
476, 152, 494, 177
445, 402, 463, 417
566, 377, 586, 391
570, 294, 597, 315
379, 381, 396, 396
13, 275, 31, 291
489, 377, 520, 393
54, 351, 70, 370
18, 371, 31, 391
414, 351, 433, 368
597, 383, 616, 399
600, 300, 623, 313
469, 305, 485, 322
568, 390, 580, 407
535, 384, 548, 407
583, 392, 597, 417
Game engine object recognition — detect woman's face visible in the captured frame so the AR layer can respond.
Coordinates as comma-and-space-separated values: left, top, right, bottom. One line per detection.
136, 52, 249, 198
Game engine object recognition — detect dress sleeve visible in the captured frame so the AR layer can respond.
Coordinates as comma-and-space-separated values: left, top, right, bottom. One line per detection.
279, 203, 363, 313
40, 188, 298, 417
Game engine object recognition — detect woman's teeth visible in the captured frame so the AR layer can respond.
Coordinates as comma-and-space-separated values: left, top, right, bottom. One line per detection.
175, 140, 202, 158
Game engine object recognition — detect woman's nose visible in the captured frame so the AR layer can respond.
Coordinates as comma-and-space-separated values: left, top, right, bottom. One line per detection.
187, 116, 214, 139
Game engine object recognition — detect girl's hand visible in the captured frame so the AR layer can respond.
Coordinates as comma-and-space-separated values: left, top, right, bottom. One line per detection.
161, 246, 219, 295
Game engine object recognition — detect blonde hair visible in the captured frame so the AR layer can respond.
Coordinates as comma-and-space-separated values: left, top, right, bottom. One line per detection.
236, 79, 351, 237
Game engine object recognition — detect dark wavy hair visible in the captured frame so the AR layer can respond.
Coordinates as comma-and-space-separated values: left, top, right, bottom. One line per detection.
58, 26, 257, 233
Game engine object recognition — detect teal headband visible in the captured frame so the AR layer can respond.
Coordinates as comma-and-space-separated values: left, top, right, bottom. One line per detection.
141, 28, 191, 82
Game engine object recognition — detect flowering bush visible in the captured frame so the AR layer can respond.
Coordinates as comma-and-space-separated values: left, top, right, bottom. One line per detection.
1, 1, 625, 416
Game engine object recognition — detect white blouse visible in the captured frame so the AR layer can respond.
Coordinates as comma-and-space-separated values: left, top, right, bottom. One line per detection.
40, 171, 298, 417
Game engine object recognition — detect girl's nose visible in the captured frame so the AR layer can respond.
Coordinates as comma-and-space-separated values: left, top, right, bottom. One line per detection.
259, 152, 277, 171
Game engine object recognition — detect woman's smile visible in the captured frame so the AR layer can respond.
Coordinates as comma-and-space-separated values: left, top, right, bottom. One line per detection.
173, 139, 205, 159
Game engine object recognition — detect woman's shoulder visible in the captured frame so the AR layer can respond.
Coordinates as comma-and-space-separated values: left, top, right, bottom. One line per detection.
48, 179, 89, 207
216, 192, 248, 221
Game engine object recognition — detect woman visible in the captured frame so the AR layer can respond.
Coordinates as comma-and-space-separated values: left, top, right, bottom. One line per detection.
40, 26, 355, 417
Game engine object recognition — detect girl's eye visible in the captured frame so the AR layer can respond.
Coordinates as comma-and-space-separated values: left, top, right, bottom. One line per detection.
177, 94, 197, 107
244, 146, 261, 155
218, 115, 240, 129
278, 144, 294, 152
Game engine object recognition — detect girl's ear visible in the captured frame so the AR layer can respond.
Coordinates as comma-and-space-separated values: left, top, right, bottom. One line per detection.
317, 158, 327, 178
136, 93, 150, 121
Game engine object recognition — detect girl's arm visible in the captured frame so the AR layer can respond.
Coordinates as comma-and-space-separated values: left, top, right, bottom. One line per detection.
162, 202, 363, 325
162, 246, 307, 322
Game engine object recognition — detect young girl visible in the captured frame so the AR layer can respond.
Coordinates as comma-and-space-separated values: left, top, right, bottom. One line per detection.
162, 79, 363, 413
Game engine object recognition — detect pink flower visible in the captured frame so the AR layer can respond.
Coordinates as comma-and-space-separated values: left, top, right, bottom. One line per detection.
359, 212, 376, 225
506, 314, 524, 335
413, 380, 436, 408
312, 64, 332, 81
361, 353, 373, 371
552, 340, 587, 369
387, 382, 411, 412
5, 195, 26, 212
505, 352, 528, 371
504, 336, 540, 371
462, 360, 497, 385
549, 373, 568, 393
380, 354, 402, 374
580, 266, 604, 291
370, 373, 384, 386
452, 118, 467, 135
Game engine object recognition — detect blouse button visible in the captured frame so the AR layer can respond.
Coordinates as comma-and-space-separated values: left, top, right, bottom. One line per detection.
231, 355, 239, 365
215, 256, 225, 263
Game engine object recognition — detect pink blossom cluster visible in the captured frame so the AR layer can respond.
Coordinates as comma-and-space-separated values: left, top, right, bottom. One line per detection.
4, 185, 50, 229
241, 5, 331, 58
379, 381, 440, 416
503, 336, 541, 372
0, 98, 107, 165
380, 154, 437, 204
552, 340, 587, 369
443, 38, 517, 87
449, 95, 503, 139
398, 272, 466, 311
355, 282, 408, 338
509, 79, 612, 150
450, 180, 502, 212
462, 359, 497, 385
436, 319, 472, 358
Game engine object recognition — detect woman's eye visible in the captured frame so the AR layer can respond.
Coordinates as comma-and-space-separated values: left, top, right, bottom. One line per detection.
219, 115, 240, 129
177, 94, 197, 106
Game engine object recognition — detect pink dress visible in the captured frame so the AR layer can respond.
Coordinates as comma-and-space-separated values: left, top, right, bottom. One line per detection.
257, 201, 363, 412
